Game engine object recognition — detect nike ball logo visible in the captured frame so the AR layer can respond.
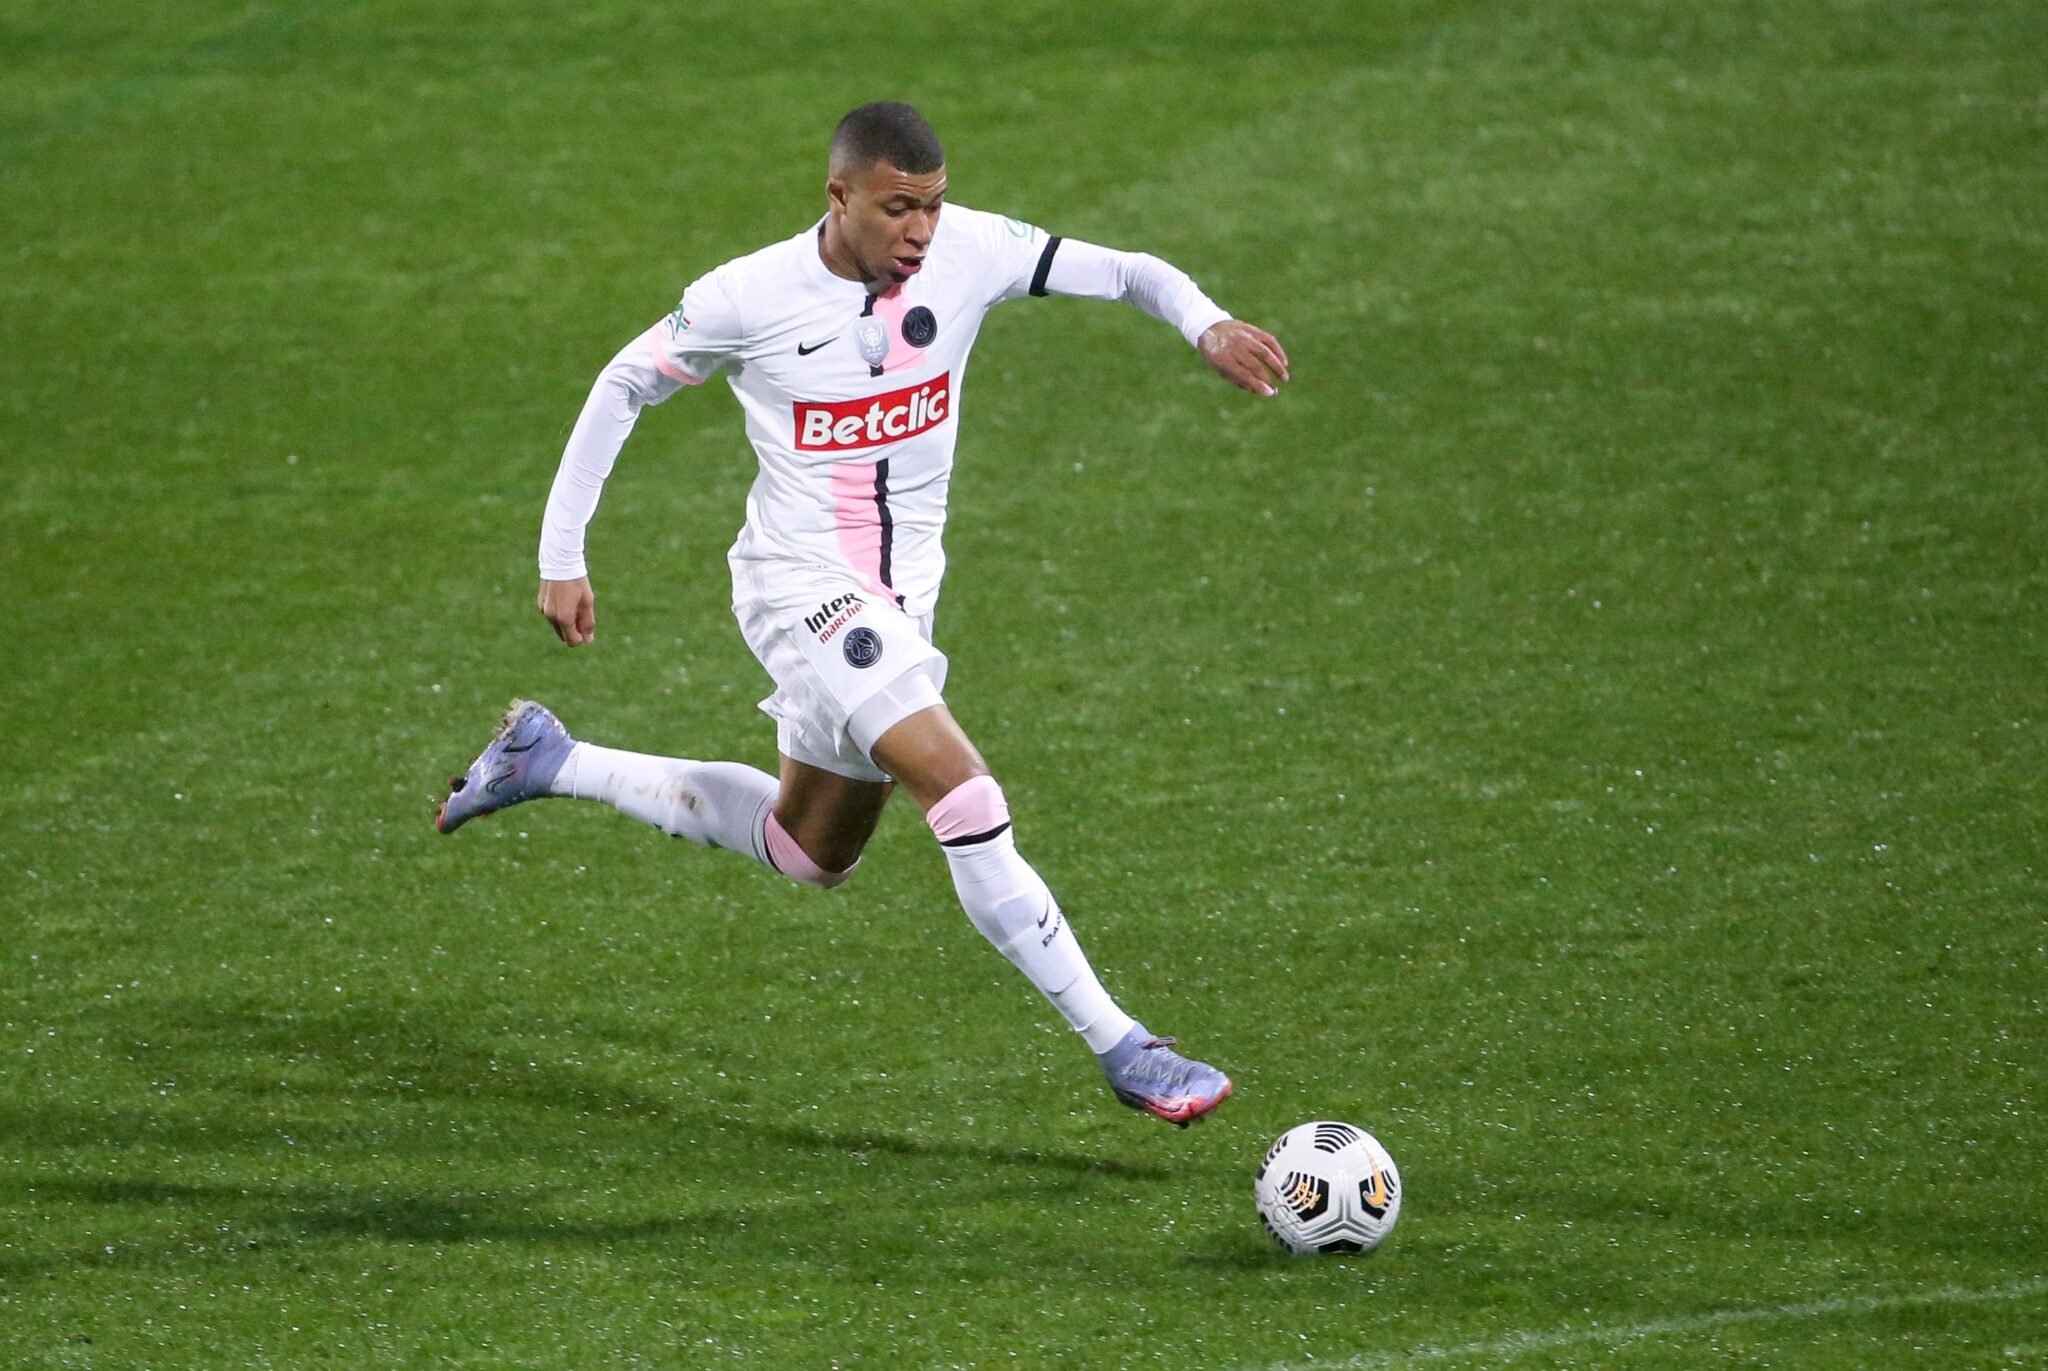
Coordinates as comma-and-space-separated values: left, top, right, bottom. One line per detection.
797, 337, 837, 356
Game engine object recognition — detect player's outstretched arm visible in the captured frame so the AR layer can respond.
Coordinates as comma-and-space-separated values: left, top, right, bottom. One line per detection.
538, 575, 595, 646
1198, 320, 1290, 398
536, 314, 716, 646
1027, 235, 1288, 397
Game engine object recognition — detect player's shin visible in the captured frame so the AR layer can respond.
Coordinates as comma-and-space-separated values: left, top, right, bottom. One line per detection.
928, 777, 1136, 1052
554, 744, 778, 867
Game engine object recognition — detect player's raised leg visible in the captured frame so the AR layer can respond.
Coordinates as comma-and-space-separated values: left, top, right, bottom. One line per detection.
435, 699, 575, 834
865, 700, 1233, 1126
435, 700, 869, 889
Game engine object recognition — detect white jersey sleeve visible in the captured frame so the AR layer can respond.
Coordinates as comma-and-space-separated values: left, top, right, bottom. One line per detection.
1037, 237, 1233, 348
535, 269, 746, 580
974, 208, 1233, 346
652, 267, 748, 383
978, 212, 1064, 305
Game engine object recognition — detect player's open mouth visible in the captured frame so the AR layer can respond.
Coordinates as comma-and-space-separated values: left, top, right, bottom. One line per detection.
894, 257, 924, 278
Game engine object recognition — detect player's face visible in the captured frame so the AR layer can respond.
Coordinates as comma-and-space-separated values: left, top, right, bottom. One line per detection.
827, 160, 947, 290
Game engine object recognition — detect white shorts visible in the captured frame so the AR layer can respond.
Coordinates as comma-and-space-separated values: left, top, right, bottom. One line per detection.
732, 564, 949, 783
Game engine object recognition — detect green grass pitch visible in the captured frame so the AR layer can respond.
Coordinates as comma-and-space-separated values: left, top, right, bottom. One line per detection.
3, 1, 2044, 1365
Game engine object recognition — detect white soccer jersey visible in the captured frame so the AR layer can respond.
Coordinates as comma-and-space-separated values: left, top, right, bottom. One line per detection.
539, 204, 1232, 620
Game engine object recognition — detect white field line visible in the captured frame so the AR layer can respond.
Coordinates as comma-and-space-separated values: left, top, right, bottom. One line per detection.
1261, 1276, 2048, 1370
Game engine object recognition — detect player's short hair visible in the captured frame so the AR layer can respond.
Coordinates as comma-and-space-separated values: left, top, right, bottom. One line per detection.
830, 102, 944, 176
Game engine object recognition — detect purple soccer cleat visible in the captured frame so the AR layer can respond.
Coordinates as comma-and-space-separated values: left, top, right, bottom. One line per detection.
435, 699, 576, 834
1098, 1024, 1234, 1127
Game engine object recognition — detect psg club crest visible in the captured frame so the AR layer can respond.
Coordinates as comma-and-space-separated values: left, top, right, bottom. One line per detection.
901, 306, 937, 348
855, 319, 890, 369
842, 627, 884, 669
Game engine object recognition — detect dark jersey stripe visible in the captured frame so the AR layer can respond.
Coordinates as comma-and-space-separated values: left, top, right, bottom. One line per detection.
874, 457, 895, 593
1028, 236, 1063, 297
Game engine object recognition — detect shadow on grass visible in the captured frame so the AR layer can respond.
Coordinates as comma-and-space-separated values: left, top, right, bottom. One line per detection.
0, 1150, 1170, 1285
752, 1119, 1171, 1180
0, 1175, 727, 1281
0, 1104, 1172, 1282
0, 990, 1191, 1284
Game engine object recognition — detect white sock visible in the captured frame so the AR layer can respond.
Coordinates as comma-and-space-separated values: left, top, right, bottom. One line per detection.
552, 743, 777, 868
942, 827, 1136, 1053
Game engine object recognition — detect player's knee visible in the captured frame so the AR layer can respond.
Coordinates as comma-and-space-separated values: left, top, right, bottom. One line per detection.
797, 860, 857, 890
765, 813, 861, 889
925, 774, 1013, 847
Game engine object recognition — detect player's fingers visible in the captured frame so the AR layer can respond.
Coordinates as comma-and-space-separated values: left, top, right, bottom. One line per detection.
1229, 343, 1283, 396
1232, 326, 1287, 378
1253, 331, 1290, 379
1247, 339, 1288, 383
1227, 355, 1278, 397
1203, 329, 1278, 396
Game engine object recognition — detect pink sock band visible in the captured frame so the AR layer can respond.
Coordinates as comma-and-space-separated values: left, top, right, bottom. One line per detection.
926, 775, 1011, 844
765, 813, 854, 889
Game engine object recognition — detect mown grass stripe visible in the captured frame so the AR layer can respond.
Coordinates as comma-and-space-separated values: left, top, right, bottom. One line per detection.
1263, 1277, 2048, 1370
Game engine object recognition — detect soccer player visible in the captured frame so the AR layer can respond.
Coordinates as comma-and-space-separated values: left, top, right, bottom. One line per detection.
437, 102, 1288, 1126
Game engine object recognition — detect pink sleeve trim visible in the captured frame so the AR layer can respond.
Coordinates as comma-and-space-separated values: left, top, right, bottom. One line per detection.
649, 330, 708, 386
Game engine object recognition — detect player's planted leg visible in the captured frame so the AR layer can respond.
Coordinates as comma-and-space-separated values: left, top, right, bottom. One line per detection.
1096, 1024, 1234, 1127
923, 773, 1233, 1126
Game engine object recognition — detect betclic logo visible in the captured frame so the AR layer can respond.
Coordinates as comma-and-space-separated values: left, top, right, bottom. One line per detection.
793, 375, 950, 452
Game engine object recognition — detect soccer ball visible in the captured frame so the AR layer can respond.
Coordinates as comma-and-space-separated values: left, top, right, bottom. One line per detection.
1254, 1120, 1402, 1256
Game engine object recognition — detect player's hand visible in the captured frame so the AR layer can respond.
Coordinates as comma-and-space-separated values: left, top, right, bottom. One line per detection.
1198, 320, 1290, 397
539, 576, 596, 646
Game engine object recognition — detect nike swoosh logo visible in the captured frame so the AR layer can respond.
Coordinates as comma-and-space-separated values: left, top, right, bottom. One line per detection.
796, 337, 837, 356
1036, 901, 1054, 929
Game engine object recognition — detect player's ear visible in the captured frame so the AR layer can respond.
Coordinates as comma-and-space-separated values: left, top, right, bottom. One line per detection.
825, 175, 850, 214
